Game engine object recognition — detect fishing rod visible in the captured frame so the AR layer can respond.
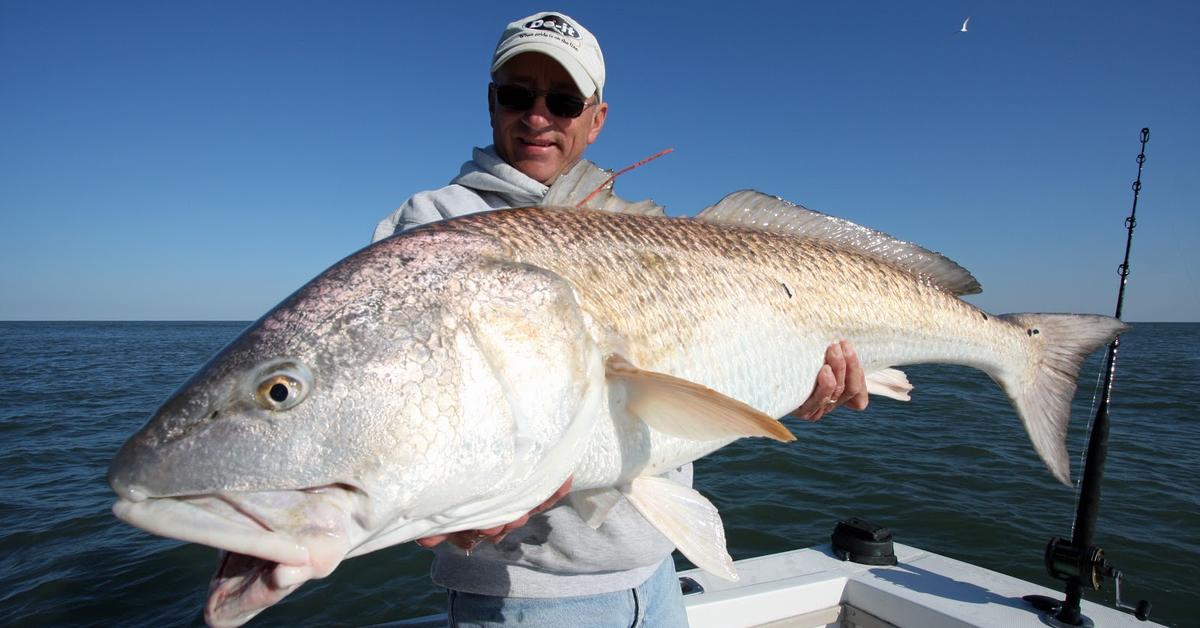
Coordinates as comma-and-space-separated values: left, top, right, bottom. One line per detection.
1024, 128, 1152, 626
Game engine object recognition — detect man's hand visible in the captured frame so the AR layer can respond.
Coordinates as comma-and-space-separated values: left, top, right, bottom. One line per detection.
415, 476, 574, 551
793, 340, 869, 421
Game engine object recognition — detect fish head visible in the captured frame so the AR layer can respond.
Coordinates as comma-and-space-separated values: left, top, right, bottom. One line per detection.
107, 226, 604, 626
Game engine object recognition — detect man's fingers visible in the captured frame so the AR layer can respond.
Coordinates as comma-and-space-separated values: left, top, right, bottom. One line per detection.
415, 535, 447, 549
839, 340, 870, 410
793, 341, 872, 421
485, 479, 571, 544
487, 517, 529, 544
421, 476, 576, 550
795, 364, 835, 420
500, 516, 530, 534
826, 342, 847, 402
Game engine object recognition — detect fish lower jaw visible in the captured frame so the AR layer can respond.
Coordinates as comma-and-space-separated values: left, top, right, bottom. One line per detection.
205, 551, 311, 628
200, 533, 350, 627
199, 524, 352, 627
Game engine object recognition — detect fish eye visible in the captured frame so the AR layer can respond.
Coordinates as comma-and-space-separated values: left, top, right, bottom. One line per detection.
255, 373, 307, 411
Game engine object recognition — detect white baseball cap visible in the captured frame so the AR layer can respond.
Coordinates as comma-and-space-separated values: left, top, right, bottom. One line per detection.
491, 12, 606, 101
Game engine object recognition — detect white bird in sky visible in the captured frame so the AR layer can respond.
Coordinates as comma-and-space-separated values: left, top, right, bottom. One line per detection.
961, 16, 970, 32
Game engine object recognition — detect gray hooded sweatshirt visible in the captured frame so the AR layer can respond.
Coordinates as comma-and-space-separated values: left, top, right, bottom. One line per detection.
373, 146, 687, 597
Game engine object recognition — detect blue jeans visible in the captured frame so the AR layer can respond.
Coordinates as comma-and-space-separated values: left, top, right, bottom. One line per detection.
447, 558, 688, 627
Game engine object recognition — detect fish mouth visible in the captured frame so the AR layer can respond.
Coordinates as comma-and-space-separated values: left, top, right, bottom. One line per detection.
112, 484, 361, 627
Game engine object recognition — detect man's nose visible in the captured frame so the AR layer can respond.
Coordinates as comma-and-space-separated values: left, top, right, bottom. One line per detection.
522, 95, 555, 127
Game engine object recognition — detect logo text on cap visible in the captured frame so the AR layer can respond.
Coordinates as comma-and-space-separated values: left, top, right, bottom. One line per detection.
524, 15, 580, 39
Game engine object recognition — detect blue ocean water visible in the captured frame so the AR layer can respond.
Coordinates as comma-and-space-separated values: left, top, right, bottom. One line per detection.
0, 321, 1196, 627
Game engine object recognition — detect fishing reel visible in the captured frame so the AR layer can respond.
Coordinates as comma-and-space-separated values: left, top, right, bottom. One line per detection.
1023, 536, 1151, 625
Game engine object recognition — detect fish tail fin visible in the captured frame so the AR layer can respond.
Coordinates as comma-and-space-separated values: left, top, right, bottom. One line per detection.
994, 314, 1128, 485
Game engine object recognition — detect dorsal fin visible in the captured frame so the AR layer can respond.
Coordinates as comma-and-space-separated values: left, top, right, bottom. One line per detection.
541, 160, 667, 216
697, 190, 981, 296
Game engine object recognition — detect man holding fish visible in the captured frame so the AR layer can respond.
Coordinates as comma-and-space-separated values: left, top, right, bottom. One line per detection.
108, 8, 1123, 626
371, 11, 868, 627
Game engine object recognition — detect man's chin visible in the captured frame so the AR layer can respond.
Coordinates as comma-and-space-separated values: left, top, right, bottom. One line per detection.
509, 156, 565, 186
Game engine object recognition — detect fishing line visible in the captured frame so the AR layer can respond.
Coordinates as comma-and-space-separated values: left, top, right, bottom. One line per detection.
1074, 370, 1105, 502
576, 148, 674, 208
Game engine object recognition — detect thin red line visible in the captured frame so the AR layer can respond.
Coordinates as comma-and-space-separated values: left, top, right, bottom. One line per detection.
575, 148, 675, 209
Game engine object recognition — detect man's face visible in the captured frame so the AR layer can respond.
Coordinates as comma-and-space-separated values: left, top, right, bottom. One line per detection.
490, 53, 608, 186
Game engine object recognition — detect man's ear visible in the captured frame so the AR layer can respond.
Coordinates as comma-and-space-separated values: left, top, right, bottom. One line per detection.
587, 102, 609, 145
487, 83, 496, 119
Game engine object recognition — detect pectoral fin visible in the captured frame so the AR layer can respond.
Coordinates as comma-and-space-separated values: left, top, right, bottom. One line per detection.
605, 355, 795, 442
620, 476, 738, 581
866, 368, 913, 401
567, 488, 623, 529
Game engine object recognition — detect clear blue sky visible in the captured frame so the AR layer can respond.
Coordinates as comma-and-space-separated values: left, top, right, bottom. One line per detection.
2, 1, 1196, 321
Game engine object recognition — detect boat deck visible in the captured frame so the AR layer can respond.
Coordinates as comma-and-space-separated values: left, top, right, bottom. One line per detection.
680, 543, 1158, 627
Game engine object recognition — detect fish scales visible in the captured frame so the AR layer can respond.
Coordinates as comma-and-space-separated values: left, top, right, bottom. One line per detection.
435, 206, 996, 409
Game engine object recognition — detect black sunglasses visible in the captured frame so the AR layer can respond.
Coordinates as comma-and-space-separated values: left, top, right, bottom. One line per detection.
492, 83, 595, 119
